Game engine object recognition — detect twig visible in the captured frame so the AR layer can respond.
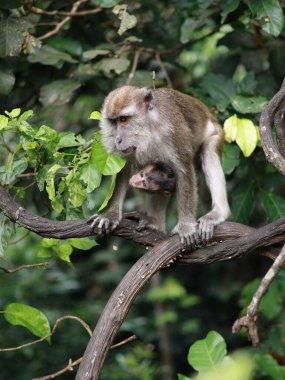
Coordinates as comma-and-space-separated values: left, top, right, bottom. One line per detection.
0, 261, 48, 273
32, 335, 136, 380
0, 315, 92, 353
126, 49, 142, 85
38, 0, 87, 41
111, 334, 136, 349
155, 53, 173, 88
30, 4, 101, 17
232, 244, 285, 347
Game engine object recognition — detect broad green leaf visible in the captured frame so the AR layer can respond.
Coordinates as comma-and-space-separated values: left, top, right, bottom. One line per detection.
4, 303, 51, 340
113, 5, 137, 35
37, 248, 53, 258
7, 108, 21, 118
28, 45, 77, 66
98, 174, 116, 211
248, 0, 284, 37
231, 181, 255, 223
80, 162, 102, 192
201, 74, 235, 112
180, 18, 196, 44
257, 354, 285, 380
82, 49, 109, 61
231, 95, 268, 114
0, 69, 15, 95
42, 238, 57, 248
258, 191, 285, 222
91, 0, 119, 8
35, 125, 60, 146
46, 164, 62, 201
69, 237, 98, 250
95, 58, 130, 76
19, 110, 34, 122
0, 114, 8, 130
57, 243, 73, 263
68, 181, 86, 207
48, 36, 83, 57
91, 132, 126, 175
0, 13, 29, 57
222, 144, 240, 175
57, 132, 84, 148
224, 115, 238, 143
221, 0, 241, 23
188, 331, 227, 372
89, 111, 101, 120
39, 79, 81, 106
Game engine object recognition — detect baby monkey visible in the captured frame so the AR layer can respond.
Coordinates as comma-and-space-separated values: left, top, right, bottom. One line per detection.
129, 162, 176, 195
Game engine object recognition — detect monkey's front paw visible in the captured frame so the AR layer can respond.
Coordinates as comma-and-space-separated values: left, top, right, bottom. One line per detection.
198, 216, 215, 243
88, 212, 120, 235
171, 222, 198, 250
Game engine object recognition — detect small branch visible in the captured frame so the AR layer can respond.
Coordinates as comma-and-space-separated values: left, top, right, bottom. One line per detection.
232, 244, 285, 347
126, 49, 142, 85
30, 4, 101, 17
33, 358, 82, 380
155, 53, 173, 88
37, 0, 87, 41
17, 172, 37, 178
0, 262, 48, 273
0, 315, 91, 352
111, 335, 136, 349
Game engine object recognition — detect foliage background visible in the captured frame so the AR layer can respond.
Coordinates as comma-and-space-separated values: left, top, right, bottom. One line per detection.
1, 0, 285, 379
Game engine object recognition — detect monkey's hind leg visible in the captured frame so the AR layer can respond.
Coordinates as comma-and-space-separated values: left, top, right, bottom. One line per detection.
199, 132, 230, 242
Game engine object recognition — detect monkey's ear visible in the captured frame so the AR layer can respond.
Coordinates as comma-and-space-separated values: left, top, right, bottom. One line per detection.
142, 88, 154, 111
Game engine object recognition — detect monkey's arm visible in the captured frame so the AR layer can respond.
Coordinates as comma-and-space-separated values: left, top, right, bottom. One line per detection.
171, 163, 198, 249
89, 163, 131, 234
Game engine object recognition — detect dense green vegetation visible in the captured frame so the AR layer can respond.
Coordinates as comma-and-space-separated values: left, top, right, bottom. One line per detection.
1, 1, 285, 379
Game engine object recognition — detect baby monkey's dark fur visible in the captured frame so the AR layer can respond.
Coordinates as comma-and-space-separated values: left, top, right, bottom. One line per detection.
129, 162, 176, 195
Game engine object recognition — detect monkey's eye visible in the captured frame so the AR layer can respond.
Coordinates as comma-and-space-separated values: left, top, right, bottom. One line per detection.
140, 172, 144, 178
108, 118, 116, 125
118, 115, 129, 123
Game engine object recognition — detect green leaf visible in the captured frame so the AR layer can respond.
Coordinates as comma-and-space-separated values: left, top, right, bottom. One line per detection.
57, 243, 73, 263
91, 132, 126, 175
57, 132, 85, 149
0, 69, 15, 95
224, 115, 238, 143
258, 191, 285, 222
69, 237, 98, 250
82, 49, 110, 61
188, 331, 227, 372
0, 114, 8, 130
68, 181, 87, 207
80, 162, 102, 193
222, 144, 240, 175
180, 18, 196, 44
39, 79, 81, 106
231, 95, 268, 114
8, 108, 21, 118
19, 110, 34, 122
0, 13, 29, 57
4, 303, 51, 341
113, 5, 137, 35
95, 58, 130, 76
89, 111, 101, 120
231, 181, 255, 223
221, 0, 241, 23
46, 164, 62, 202
28, 45, 77, 66
98, 174, 116, 211
257, 354, 285, 380
248, 0, 284, 37
236, 118, 258, 157
201, 74, 235, 112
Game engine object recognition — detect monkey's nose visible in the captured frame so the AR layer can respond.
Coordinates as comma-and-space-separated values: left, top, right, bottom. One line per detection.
115, 136, 122, 145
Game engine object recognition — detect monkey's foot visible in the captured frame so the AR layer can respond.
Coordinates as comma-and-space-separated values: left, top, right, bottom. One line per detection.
171, 222, 198, 250
88, 212, 120, 235
198, 209, 228, 243
136, 216, 158, 232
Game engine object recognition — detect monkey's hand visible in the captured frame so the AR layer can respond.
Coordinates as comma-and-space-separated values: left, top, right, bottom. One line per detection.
171, 221, 198, 250
88, 211, 121, 235
198, 208, 227, 243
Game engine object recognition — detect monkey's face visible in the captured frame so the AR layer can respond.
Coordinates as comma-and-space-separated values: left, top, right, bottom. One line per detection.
99, 86, 158, 159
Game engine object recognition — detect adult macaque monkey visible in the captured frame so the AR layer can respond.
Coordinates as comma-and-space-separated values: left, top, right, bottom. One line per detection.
90, 86, 230, 248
